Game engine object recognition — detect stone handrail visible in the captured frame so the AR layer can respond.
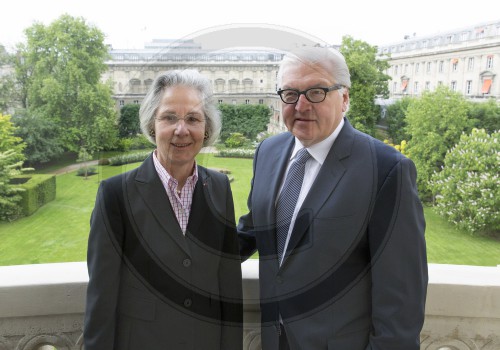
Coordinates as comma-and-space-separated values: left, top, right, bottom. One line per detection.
0, 261, 499, 349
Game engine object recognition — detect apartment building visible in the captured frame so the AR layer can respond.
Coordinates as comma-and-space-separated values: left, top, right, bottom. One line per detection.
378, 20, 500, 102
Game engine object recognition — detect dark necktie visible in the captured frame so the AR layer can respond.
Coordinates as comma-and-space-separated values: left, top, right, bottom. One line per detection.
276, 148, 311, 263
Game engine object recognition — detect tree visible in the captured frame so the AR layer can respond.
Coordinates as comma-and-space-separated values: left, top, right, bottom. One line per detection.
384, 97, 413, 144
0, 113, 27, 221
405, 86, 473, 199
468, 99, 500, 134
119, 103, 141, 137
429, 129, 499, 236
0, 45, 18, 114
218, 104, 271, 142
340, 36, 390, 136
14, 14, 118, 158
11, 110, 64, 164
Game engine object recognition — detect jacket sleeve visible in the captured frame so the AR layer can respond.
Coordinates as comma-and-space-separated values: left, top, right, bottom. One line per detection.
367, 157, 428, 350
237, 142, 260, 261
84, 179, 124, 349
218, 175, 244, 350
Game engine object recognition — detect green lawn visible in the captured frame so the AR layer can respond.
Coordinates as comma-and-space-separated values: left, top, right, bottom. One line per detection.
1, 154, 499, 267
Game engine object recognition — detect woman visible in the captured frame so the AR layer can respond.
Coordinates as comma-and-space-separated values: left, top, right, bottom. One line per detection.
84, 70, 243, 350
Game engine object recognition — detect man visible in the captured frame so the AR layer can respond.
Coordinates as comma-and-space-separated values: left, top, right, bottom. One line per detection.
238, 47, 428, 349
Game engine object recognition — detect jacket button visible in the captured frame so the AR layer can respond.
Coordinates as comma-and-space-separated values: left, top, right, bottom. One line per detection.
183, 258, 191, 267
184, 298, 192, 308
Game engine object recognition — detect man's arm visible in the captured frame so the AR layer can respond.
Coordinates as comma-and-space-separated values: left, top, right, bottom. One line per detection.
367, 157, 428, 350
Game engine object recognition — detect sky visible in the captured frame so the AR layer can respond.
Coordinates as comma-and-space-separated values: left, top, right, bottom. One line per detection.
1, 0, 500, 53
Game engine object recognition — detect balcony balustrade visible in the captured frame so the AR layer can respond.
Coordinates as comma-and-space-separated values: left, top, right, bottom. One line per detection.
0, 260, 499, 349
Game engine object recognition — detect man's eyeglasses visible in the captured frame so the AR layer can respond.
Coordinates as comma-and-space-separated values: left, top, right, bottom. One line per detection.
156, 113, 205, 128
277, 84, 344, 104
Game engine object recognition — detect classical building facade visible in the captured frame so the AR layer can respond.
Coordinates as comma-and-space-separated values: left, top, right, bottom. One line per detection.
102, 39, 287, 133
104, 21, 500, 135
378, 20, 500, 102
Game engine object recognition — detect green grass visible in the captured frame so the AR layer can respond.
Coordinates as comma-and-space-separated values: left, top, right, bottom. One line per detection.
1, 154, 499, 267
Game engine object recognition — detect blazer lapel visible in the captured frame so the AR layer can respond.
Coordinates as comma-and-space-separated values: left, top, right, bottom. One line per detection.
282, 119, 355, 266
258, 136, 295, 259
134, 155, 190, 255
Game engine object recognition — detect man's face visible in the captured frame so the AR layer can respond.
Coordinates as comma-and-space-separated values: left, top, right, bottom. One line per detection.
279, 62, 349, 147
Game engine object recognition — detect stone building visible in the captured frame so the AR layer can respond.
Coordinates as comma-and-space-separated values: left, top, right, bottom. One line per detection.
102, 39, 287, 133
378, 20, 500, 102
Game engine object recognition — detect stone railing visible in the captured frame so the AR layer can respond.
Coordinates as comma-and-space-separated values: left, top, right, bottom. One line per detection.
0, 261, 499, 349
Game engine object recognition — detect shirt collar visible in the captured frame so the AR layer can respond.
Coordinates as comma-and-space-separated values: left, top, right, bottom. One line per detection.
152, 150, 199, 185
291, 117, 345, 165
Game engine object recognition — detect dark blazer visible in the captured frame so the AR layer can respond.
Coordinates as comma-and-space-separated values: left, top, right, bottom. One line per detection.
239, 119, 428, 350
84, 154, 243, 350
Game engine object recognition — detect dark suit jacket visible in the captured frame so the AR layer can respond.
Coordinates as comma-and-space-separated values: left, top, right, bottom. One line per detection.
239, 119, 428, 350
84, 154, 243, 350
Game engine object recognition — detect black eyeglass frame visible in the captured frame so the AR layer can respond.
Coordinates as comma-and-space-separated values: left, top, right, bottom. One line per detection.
277, 84, 344, 104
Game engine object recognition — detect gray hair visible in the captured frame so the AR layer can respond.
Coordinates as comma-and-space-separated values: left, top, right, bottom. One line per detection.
139, 69, 221, 146
277, 46, 351, 89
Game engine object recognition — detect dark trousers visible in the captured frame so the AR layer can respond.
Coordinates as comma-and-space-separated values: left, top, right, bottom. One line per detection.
279, 324, 290, 350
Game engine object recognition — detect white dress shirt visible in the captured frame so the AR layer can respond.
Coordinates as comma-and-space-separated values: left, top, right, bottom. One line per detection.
277, 118, 344, 265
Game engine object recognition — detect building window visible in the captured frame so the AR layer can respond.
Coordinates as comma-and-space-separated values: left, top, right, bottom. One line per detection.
481, 79, 492, 94
438, 81, 443, 86
393, 82, 398, 93
232, 99, 237, 105
468, 57, 474, 71
414, 82, 419, 94
215, 79, 225, 93
486, 55, 494, 69
415, 63, 420, 74
401, 80, 409, 93
245, 99, 250, 104
465, 80, 472, 95
450, 81, 457, 91
451, 59, 459, 72
129, 79, 141, 94
461, 32, 469, 41
476, 27, 485, 39
425, 81, 431, 90
404, 64, 408, 73
426, 62, 431, 73
259, 99, 264, 104
218, 99, 223, 104
243, 78, 253, 93
394, 65, 398, 75
119, 100, 125, 106
229, 79, 239, 93
438, 61, 444, 73
133, 100, 139, 104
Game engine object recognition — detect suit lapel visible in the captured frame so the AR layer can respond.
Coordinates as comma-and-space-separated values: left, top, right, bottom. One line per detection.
134, 155, 190, 256
281, 119, 355, 266
258, 136, 295, 259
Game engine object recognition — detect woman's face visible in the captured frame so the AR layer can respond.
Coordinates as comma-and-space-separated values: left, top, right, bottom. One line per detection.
154, 85, 206, 173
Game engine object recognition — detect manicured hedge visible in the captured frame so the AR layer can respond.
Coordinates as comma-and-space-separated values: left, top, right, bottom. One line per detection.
108, 150, 151, 166
17, 174, 56, 216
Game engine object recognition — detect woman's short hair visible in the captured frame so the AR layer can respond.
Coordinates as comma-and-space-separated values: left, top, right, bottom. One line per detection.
139, 69, 221, 146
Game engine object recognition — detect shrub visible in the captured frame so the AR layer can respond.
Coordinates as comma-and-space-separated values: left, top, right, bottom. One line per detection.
224, 133, 250, 148
17, 174, 56, 216
76, 166, 97, 177
109, 150, 151, 166
429, 128, 499, 235
216, 148, 255, 158
383, 139, 408, 157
